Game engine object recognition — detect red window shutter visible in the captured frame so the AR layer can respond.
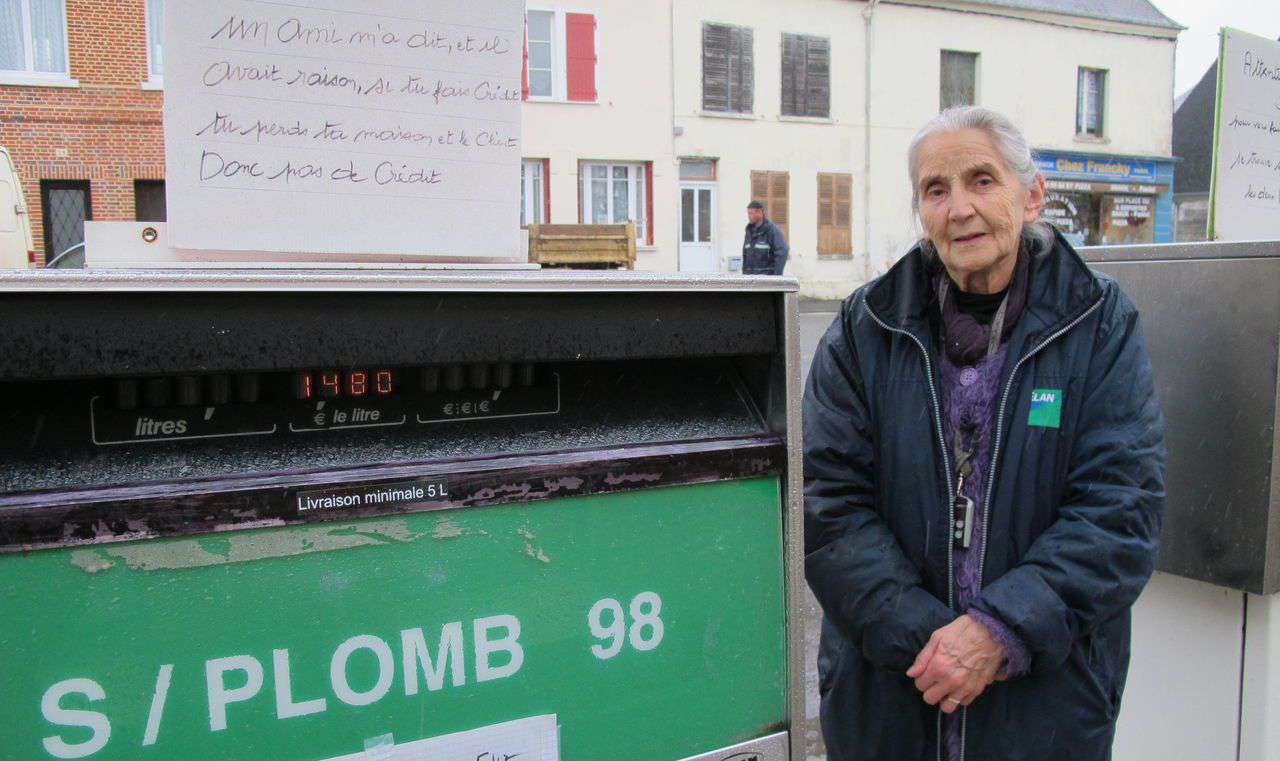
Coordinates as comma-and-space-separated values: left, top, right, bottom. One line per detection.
521, 25, 529, 101
565, 13, 596, 102
541, 158, 551, 222
644, 162, 654, 245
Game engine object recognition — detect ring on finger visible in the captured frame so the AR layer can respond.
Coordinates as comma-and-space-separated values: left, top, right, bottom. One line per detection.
944, 697, 961, 707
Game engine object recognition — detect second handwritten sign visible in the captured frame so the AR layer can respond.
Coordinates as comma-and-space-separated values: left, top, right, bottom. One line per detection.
1209, 27, 1280, 241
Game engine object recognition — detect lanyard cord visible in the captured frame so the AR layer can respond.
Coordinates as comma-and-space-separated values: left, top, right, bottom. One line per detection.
952, 433, 974, 486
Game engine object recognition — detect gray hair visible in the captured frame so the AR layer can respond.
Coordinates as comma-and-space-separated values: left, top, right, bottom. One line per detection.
907, 106, 1054, 256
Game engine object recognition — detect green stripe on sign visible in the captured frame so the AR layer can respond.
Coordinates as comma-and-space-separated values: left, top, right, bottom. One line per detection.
2, 478, 786, 760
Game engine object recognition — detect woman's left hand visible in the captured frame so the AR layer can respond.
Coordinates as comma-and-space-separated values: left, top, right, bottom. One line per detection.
906, 614, 1006, 713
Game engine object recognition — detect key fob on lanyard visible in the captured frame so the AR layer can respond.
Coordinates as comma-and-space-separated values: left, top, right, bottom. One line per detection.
953, 475, 975, 549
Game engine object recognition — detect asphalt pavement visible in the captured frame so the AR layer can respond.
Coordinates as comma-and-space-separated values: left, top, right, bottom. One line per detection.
799, 307, 839, 385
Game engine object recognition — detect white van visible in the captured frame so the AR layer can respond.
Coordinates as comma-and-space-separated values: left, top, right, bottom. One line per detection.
0, 148, 34, 269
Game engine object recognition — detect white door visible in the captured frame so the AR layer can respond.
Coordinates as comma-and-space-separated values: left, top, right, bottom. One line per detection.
678, 183, 716, 272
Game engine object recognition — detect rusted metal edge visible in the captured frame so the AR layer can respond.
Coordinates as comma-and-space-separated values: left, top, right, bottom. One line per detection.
0, 435, 784, 553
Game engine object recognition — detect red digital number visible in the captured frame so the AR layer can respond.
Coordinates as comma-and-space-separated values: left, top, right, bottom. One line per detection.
320, 371, 341, 398
348, 371, 367, 396
293, 372, 313, 400
376, 370, 393, 395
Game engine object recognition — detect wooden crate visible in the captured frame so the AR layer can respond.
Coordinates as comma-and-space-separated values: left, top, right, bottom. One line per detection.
527, 223, 636, 269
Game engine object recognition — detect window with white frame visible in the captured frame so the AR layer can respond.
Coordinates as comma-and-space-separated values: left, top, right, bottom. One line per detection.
1076, 67, 1106, 137
145, 0, 163, 79
520, 159, 546, 226
523, 9, 597, 102
0, 0, 68, 76
525, 10, 555, 98
580, 162, 646, 242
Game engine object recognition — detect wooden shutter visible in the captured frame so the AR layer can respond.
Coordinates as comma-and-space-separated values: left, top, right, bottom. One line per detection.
817, 173, 852, 256
541, 158, 551, 223
781, 34, 802, 116
704, 23, 752, 113
751, 170, 788, 242
644, 162, 654, 245
751, 171, 769, 206
783, 35, 829, 117
817, 174, 834, 231
565, 13, 597, 102
805, 37, 830, 118
734, 27, 754, 113
521, 25, 528, 100
769, 172, 787, 241
702, 24, 729, 111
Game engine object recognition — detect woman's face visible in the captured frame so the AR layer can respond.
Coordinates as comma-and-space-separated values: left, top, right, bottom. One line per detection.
915, 128, 1045, 292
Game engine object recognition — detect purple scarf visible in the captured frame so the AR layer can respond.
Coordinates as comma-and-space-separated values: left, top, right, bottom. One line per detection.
938, 249, 1030, 365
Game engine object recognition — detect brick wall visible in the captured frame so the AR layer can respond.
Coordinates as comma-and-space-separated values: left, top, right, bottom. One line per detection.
0, 0, 164, 263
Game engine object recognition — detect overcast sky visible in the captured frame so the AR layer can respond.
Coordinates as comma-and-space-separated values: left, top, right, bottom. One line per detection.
1152, 0, 1280, 97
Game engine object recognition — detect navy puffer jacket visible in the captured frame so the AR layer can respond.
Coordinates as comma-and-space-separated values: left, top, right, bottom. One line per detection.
804, 231, 1165, 761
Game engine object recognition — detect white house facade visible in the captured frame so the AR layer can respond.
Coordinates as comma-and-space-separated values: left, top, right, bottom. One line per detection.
520, 0, 1180, 298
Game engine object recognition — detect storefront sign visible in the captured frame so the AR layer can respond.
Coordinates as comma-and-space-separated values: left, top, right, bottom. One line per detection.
1046, 180, 1161, 195
1038, 143, 1173, 245
1036, 153, 1157, 182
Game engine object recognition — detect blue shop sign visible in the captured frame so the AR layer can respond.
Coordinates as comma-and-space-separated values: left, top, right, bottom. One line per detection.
1035, 152, 1157, 182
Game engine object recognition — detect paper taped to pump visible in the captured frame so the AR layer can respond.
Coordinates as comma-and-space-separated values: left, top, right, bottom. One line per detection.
162, 0, 523, 258
322, 715, 560, 760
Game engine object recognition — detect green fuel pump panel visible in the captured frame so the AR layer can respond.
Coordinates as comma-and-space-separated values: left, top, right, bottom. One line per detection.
0, 270, 805, 761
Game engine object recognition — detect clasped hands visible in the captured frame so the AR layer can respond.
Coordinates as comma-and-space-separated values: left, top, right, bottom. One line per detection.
905, 614, 1007, 714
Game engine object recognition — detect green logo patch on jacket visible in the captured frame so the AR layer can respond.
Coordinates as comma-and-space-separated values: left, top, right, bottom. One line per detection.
1028, 389, 1062, 428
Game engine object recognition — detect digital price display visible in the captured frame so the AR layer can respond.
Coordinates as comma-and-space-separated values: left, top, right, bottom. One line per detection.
293, 370, 395, 400
89, 366, 559, 443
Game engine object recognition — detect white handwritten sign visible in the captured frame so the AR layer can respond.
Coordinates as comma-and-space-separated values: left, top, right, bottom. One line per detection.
163, 0, 523, 258
1209, 27, 1280, 241
321, 715, 560, 761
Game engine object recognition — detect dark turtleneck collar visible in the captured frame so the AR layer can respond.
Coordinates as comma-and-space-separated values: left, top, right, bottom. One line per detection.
952, 287, 1006, 326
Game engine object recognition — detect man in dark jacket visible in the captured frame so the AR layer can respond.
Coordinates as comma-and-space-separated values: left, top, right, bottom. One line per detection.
804, 106, 1164, 761
742, 200, 788, 275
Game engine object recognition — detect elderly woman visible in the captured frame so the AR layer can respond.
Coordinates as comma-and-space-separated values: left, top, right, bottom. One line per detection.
804, 105, 1165, 761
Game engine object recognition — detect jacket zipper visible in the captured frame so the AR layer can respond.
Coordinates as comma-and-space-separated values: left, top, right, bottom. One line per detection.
862, 301, 953, 761
957, 295, 1104, 761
